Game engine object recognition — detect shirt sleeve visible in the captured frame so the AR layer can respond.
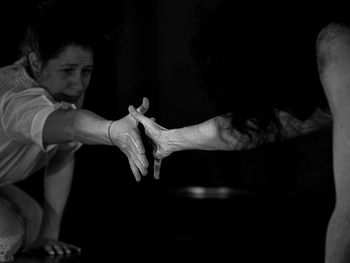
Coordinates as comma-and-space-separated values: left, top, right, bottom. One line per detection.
0, 88, 67, 152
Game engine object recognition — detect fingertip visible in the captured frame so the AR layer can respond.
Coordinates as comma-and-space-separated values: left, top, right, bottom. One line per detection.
140, 97, 150, 114
154, 169, 160, 179
135, 175, 141, 182
128, 105, 135, 112
144, 97, 149, 107
144, 158, 149, 168
141, 162, 149, 175
72, 246, 82, 254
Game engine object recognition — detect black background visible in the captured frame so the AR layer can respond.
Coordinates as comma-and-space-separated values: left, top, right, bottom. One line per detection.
0, 1, 338, 262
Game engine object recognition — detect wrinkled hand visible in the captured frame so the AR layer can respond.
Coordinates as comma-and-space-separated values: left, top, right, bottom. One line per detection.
22, 238, 81, 257
128, 105, 172, 179
109, 97, 150, 182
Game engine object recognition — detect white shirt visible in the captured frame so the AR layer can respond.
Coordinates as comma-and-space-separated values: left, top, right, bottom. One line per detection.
0, 58, 80, 186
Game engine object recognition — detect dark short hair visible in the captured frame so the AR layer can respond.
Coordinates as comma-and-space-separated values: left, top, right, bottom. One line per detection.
20, 0, 124, 63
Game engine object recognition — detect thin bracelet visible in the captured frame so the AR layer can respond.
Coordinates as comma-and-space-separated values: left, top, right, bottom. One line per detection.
108, 121, 114, 146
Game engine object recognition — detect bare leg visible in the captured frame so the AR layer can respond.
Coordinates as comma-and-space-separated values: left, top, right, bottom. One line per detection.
0, 184, 43, 250
0, 198, 25, 261
317, 23, 350, 263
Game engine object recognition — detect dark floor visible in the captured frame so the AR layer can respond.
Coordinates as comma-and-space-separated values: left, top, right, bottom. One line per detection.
12, 184, 333, 263
11, 128, 334, 262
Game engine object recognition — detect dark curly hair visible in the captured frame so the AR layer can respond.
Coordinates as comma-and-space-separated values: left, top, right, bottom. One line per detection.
190, 1, 330, 143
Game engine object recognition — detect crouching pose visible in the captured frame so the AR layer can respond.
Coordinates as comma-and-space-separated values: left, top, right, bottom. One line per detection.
0, 2, 148, 261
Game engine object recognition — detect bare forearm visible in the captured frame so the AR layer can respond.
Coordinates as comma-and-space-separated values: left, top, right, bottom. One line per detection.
43, 109, 112, 146
40, 154, 75, 239
168, 115, 249, 152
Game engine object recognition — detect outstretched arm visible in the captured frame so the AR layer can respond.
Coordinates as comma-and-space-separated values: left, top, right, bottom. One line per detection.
43, 97, 150, 181
128, 107, 252, 179
317, 23, 350, 263
129, 104, 330, 179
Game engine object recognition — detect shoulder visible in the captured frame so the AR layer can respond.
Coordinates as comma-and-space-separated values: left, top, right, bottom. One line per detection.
0, 57, 27, 75
0, 57, 33, 88
0, 57, 50, 99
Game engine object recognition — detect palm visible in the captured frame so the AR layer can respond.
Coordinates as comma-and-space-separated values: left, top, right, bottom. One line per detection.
109, 97, 150, 182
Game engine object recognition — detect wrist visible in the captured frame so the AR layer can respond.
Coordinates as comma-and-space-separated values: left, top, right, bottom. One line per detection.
71, 110, 114, 145
167, 128, 191, 152
107, 120, 115, 146
39, 206, 61, 240
38, 227, 60, 240
170, 120, 228, 151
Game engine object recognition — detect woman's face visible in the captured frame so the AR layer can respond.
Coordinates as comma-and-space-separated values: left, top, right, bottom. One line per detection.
36, 45, 94, 104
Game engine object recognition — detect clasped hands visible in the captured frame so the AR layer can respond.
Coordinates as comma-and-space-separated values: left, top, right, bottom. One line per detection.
109, 97, 171, 181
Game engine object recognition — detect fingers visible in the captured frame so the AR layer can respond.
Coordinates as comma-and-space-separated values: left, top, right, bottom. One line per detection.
110, 119, 149, 180
128, 157, 142, 182
44, 244, 55, 256
128, 132, 149, 175
44, 243, 81, 257
130, 131, 146, 156
129, 148, 148, 177
153, 158, 162, 180
52, 244, 64, 256
124, 134, 148, 180
128, 105, 153, 129
136, 97, 149, 114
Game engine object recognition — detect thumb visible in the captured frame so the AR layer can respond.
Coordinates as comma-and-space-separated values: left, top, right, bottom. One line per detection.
136, 97, 149, 114
129, 105, 141, 118
129, 105, 158, 133
129, 105, 149, 126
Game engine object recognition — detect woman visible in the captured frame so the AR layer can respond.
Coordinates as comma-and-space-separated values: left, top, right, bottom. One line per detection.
0, 1, 149, 261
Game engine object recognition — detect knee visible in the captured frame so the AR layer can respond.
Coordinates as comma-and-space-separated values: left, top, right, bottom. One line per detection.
0, 200, 25, 261
317, 23, 350, 55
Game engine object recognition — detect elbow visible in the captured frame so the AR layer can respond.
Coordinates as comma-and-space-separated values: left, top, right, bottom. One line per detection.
45, 109, 78, 144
